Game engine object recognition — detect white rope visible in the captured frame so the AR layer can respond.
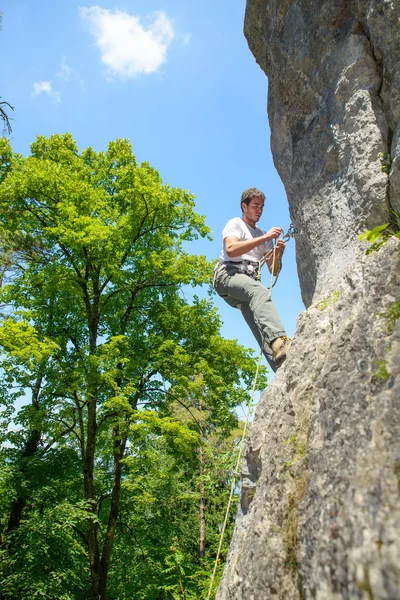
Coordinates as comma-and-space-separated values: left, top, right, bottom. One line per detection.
258, 232, 282, 296
205, 350, 263, 600
206, 232, 284, 598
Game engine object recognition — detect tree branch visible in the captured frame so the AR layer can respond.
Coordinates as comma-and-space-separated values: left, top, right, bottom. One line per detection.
0, 98, 14, 135
130, 370, 158, 409
72, 524, 88, 546
40, 416, 80, 454
144, 387, 204, 431
96, 492, 111, 516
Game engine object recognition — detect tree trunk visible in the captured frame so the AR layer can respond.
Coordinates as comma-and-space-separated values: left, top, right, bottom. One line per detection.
7, 372, 44, 532
199, 442, 206, 559
84, 399, 100, 600
86, 320, 101, 599
86, 388, 100, 599
98, 430, 127, 599
198, 394, 206, 561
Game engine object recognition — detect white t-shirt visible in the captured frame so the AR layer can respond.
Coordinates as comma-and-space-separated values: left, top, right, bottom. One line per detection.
220, 217, 273, 262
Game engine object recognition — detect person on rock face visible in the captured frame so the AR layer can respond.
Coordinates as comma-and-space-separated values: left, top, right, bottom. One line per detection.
213, 187, 291, 371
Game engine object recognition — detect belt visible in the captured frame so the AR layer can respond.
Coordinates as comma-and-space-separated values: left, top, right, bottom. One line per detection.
217, 259, 260, 279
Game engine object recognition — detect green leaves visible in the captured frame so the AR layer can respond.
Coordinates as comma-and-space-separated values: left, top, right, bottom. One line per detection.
0, 134, 265, 599
0, 318, 59, 368
359, 222, 390, 241
130, 410, 199, 455
358, 223, 394, 254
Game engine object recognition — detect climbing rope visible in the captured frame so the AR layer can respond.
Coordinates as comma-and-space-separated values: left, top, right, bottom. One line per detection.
205, 350, 263, 600
206, 224, 296, 599
257, 223, 296, 290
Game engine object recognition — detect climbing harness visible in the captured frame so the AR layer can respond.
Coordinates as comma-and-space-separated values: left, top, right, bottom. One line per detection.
206, 350, 263, 600
226, 259, 259, 278
213, 223, 297, 289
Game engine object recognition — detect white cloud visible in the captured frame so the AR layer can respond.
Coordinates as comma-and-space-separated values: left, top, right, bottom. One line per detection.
32, 80, 61, 103
79, 6, 175, 78
32, 81, 52, 94
56, 58, 85, 90
57, 58, 73, 81
182, 32, 191, 45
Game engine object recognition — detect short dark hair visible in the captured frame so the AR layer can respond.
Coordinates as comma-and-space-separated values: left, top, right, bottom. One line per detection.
240, 188, 265, 212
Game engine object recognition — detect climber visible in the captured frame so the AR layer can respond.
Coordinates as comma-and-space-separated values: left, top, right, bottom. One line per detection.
213, 187, 292, 371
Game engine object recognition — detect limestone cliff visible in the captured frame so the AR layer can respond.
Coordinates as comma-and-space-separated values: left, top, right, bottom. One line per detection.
216, 1, 400, 599
245, 0, 399, 307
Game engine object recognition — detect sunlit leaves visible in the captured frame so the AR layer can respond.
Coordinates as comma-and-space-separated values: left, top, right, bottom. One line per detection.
0, 318, 59, 369
0, 134, 265, 598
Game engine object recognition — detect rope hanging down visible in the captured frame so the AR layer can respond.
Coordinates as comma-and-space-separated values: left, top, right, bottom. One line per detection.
257, 222, 297, 290
206, 223, 296, 599
205, 351, 262, 600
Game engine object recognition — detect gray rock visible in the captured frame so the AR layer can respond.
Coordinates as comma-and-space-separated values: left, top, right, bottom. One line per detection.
216, 1, 400, 597
217, 238, 400, 600
244, 0, 399, 306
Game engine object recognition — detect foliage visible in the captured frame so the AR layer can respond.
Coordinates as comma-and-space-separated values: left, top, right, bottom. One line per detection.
373, 359, 390, 382
106, 420, 243, 600
0, 134, 266, 599
358, 210, 400, 254
358, 223, 391, 253
379, 297, 400, 334
380, 152, 392, 175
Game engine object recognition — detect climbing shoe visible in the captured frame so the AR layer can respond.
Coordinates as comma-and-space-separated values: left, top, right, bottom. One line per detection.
271, 336, 292, 368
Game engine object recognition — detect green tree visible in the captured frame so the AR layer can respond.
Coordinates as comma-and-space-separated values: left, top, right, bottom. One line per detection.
106, 416, 246, 600
0, 134, 265, 599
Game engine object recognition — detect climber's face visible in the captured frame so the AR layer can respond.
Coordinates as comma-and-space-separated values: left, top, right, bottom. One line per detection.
242, 197, 264, 226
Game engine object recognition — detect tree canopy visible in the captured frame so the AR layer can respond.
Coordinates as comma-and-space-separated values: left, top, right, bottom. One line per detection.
0, 134, 266, 599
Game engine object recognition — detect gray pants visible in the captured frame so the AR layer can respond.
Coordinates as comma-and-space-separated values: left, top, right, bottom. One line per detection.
213, 263, 286, 372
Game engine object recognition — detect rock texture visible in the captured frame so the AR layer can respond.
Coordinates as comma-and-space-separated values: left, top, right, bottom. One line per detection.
217, 238, 400, 600
244, 0, 399, 307
216, 1, 400, 599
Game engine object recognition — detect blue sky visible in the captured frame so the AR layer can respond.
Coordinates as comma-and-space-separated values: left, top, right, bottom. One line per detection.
1, 1, 304, 378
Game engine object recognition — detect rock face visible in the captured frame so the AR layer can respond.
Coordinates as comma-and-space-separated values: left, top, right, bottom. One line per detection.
244, 0, 399, 307
217, 239, 400, 600
216, 1, 400, 599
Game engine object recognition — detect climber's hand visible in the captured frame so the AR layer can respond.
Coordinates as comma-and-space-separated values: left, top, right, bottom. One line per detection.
265, 227, 282, 241
275, 239, 286, 254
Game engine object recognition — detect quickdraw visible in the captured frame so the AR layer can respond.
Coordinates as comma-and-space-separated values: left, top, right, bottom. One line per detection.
283, 222, 297, 243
